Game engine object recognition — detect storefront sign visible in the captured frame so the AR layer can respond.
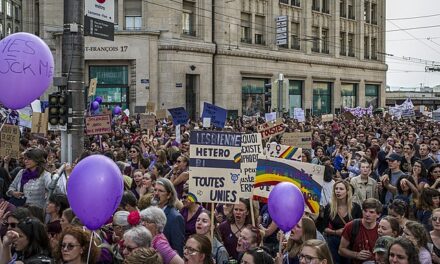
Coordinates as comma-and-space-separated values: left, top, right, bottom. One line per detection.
85, 115, 112, 135
257, 118, 285, 140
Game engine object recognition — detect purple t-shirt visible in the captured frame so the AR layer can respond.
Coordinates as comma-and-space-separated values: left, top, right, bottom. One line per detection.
218, 221, 239, 260
180, 206, 203, 240
152, 233, 178, 264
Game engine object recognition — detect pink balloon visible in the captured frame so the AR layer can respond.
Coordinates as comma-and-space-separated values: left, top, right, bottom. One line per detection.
0, 33, 54, 109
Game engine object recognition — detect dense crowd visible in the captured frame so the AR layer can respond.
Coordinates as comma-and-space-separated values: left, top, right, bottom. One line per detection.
0, 111, 440, 264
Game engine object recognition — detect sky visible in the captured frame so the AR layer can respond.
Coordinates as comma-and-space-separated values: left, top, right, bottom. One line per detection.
386, 0, 440, 88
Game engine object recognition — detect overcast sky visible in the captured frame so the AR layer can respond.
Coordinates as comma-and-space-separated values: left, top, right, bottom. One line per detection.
386, 0, 440, 88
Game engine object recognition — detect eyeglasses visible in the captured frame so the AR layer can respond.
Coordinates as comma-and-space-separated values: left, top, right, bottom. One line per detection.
298, 254, 320, 263
61, 243, 81, 251
432, 216, 440, 222
184, 246, 199, 255
4, 222, 17, 229
176, 160, 182, 163
129, 150, 137, 153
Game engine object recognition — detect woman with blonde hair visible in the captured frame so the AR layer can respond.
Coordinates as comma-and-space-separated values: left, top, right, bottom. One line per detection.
124, 247, 163, 264
318, 180, 362, 264
299, 239, 334, 264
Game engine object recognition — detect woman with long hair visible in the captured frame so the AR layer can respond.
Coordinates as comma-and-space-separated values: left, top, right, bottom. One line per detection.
403, 221, 432, 264
410, 160, 428, 191
387, 237, 421, 264
378, 216, 401, 238
429, 208, 440, 264
184, 234, 214, 264
236, 225, 263, 261
170, 155, 190, 199
416, 188, 440, 231
54, 226, 100, 264
280, 217, 317, 264
242, 247, 274, 264
427, 164, 440, 190
128, 145, 145, 171
180, 186, 204, 239
318, 180, 362, 264
298, 239, 334, 264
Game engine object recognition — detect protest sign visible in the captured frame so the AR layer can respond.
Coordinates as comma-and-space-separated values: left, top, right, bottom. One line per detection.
31, 112, 48, 135
18, 107, 32, 128
189, 131, 241, 204
0, 124, 20, 159
264, 112, 277, 122
139, 114, 156, 130
85, 115, 112, 135
254, 157, 324, 214
146, 102, 156, 113
203, 118, 211, 128
156, 109, 167, 119
344, 106, 373, 117
168, 107, 189, 125
342, 111, 356, 120
88, 78, 97, 97
293, 108, 305, 122
201, 102, 227, 128
266, 142, 302, 161
240, 133, 263, 198
257, 118, 285, 140
281, 132, 312, 149
176, 124, 181, 144
31, 100, 42, 113
321, 114, 334, 122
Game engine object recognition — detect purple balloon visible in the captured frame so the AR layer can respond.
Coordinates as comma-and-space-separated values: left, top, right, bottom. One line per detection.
113, 106, 122, 115
94, 96, 103, 104
90, 101, 100, 111
0, 33, 54, 110
67, 155, 124, 230
268, 182, 305, 232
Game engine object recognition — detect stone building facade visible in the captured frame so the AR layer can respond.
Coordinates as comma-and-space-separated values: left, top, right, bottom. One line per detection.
23, 0, 387, 118
0, 0, 22, 38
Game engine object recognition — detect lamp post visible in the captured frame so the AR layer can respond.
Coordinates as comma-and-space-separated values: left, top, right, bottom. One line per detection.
278, 73, 284, 118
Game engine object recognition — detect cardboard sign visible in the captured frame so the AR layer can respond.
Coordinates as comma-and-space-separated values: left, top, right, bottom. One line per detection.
257, 118, 285, 140
342, 111, 356, 120
88, 78, 97, 97
240, 133, 263, 198
281, 132, 312, 149
0, 124, 20, 159
146, 102, 156, 113
139, 114, 156, 130
321, 114, 334, 122
189, 131, 242, 204
156, 109, 167, 119
201, 102, 227, 128
168, 107, 189, 125
31, 112, 48, 135
85, 115, 112, 135
254, 157, 324, 214
266, 142, 302, 161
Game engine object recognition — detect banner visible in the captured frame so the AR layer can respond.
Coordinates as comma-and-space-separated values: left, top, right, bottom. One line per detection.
343, 106, 373, 117
139, 114, 156, 130
31, 112, 48, 135
254, 157, 324, 214
85, 115, 112, 135
266, 142, 302, 161
201, 102, 227, 128
0, 124, 20, 159
281, 132, 312, 149
189, 131, 241, 204
257, 118, 285, 140
168, 107, 189, 125
240, 133, 263, 198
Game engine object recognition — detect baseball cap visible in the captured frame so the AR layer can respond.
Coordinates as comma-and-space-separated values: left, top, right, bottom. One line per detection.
373, 236, 395, 253
386, 153, 401, 162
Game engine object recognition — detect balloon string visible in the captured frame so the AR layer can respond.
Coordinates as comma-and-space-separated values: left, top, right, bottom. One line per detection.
0, 112, 10, 133
86, 231, 95, 264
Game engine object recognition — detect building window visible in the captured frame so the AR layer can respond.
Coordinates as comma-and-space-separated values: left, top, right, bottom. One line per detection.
371, 38, 377, 60
289, 80, 303, 115
348, 0, 355, 19
312, 27, 319, 52
290, 22, 300, 50
364, 1, 370, 23
291, 0, 300, 7
0, 1, 2, 13
6, 24, 11, 36
348, 33, 355, 57
371, 3, 377, 24
341, 83, 357, 108
313, 82, 332, 115
340, 0, 346, 17
14, 6, 19, 20
114, 0, 119, 29
365, 84, 379, 108
6, 1, 11, 17
254, 15, 265, 45
280, 0, 289, 4
124, 0, 142, 30
182, 0, 196, 36
322, 28, 329, 53
242, 78, 267, 116
312, 0, 320, 11
340, 32, 346, 56
0, 24, 3, 38
89, 66, 129, 109
322, 0, 329, 13
241, 12, 251, 44
14, 26, 18, 33
364, 36, 369, 59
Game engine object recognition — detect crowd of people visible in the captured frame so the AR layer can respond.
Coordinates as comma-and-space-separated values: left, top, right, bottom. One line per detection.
0, 110, 439, 264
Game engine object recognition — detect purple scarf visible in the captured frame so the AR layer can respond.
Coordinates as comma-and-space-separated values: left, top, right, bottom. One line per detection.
20, 169, 40, 189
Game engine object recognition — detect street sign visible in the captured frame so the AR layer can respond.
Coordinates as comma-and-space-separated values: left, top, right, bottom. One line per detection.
276, 16, 288, 46
84, 16, 114, 41
85, 0, 114, 23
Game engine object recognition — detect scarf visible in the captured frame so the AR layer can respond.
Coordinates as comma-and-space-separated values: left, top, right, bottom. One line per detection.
20, 169, 40, 189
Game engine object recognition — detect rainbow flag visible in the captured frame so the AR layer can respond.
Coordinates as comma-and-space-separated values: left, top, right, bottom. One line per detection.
279, 146, 301, 160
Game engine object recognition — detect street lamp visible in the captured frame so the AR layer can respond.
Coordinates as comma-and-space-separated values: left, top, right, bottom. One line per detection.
278, 73, 284, 118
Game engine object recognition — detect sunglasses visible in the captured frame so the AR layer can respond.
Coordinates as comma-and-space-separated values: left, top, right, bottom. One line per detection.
61, 243, 81, 251
129, 150, 137, 153
4, 222, 17, 229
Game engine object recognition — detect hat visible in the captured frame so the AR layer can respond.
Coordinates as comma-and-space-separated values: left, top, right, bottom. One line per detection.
373, 236, 395, 253
386, 153, 401, 162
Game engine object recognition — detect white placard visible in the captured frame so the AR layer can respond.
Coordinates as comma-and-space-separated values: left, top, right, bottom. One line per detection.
85, 0, 115, 23
203, 117, 211, 128
31, 100, 42, 113
265, 112, 277, 122
176, 124, 181, 144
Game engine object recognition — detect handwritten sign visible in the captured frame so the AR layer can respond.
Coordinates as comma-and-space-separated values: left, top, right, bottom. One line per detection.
0, 125, 20, 159
139, 114, 156, 130
146, 102, 156, 113
254, 157, 324, 214
85, 115, 112, 135
88, 78, 97, 97
156, 109, 167, 119
201, 102, 227, 128
168, 107, 189, 125
257, 118, 286, 140
281, 132, 312, 149
266, 142, 302, 161
31, 112, 48, 135
264, 112, 277, 122
321, 114, 334, 122
189, 131, 242, 204
240, 133, 263, 198
293, 108, 305, 122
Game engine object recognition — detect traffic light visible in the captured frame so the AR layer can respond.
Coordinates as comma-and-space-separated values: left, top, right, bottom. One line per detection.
264, 83, 272, 113
48, 92, 68, 126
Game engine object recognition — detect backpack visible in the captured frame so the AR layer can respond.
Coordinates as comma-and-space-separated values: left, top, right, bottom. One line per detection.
349, 219, 361, 250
